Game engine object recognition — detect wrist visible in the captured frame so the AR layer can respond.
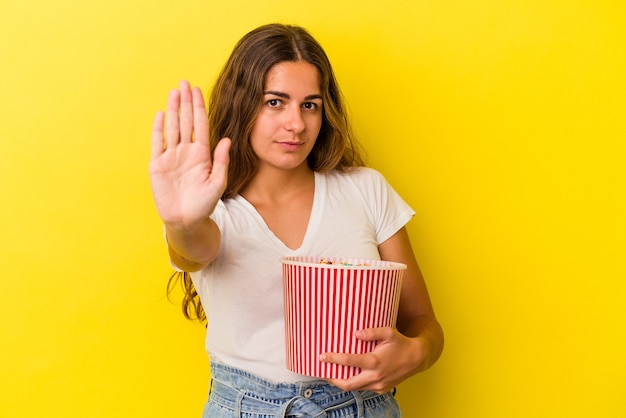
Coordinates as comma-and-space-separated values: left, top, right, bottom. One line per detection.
402, 316, 445, 372
164, 219, 221, 270
163, 216, 212, 234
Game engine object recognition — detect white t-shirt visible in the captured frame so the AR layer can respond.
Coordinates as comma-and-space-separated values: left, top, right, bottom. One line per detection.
183, 167, 415, 383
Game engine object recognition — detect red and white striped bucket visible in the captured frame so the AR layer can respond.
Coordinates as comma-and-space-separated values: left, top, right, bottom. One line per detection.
281, 256, 406, 379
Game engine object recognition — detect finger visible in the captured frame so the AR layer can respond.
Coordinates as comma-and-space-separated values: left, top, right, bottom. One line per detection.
327, 373, 390, 394
150, 111, 165, 159
319, 352, 372, 369
191, 86, 209, 145
179, 80, 193, 143
356, 327, 395, 342
165, 88, 181, 149
210, 137, 231, 183
326, 374, 370, 393
325, 377, 352, 392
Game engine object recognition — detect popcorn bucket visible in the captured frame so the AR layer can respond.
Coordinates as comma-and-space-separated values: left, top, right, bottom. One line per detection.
281, 256, 406, 379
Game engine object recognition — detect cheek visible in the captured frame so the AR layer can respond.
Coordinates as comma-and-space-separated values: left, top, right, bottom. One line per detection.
306, 114, 323, 136
250, 115, 271, 142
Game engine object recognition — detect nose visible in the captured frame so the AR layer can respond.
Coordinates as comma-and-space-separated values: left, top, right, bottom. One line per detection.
283, 106, 305, 133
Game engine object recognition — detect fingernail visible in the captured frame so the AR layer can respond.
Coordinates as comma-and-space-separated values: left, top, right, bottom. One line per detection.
319, 354, 326, 362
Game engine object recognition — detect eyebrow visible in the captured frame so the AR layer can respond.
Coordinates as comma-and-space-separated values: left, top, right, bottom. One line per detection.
263, 91, 323, 101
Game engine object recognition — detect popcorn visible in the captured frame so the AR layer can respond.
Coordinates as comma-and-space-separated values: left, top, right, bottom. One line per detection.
319, 258, 369, 266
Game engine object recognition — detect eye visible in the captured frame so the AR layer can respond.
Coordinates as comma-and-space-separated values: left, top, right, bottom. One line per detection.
302, 102, 320, 111
266, 99, 283, 108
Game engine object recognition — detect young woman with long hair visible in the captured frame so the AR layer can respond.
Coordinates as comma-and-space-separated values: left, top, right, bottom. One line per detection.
149, 23, 443, 417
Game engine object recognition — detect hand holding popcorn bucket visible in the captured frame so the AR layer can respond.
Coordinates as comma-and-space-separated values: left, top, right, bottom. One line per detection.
281, 256, 406, 379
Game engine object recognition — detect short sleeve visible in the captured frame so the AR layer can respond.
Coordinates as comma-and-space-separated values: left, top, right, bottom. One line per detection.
355, 168, 415, 244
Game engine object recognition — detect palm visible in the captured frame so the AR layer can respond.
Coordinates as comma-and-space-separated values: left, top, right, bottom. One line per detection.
149, 81, 230, 227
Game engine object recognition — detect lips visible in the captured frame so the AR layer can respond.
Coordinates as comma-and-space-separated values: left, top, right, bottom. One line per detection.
277, 141, 304, 146
276, 141, 305, 151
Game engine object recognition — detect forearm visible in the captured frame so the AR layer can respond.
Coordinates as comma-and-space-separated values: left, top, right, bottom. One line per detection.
400, 314, 444, 372
165, 218, 221, 272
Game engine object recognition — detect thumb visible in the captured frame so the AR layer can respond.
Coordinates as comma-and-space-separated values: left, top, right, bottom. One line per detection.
211, 137, 231, 176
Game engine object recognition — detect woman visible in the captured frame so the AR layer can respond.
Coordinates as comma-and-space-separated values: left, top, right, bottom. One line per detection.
150, 23, 443, 417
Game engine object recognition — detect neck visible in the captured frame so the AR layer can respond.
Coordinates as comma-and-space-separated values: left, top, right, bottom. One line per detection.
240, 164, 314, 203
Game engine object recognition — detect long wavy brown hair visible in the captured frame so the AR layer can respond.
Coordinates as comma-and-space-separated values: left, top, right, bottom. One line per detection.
168, 23, 366, 322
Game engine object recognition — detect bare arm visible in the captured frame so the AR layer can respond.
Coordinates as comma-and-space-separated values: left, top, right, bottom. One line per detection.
321, 227, 444, 393
381, 227, 444, 371
149, 81, 231, 271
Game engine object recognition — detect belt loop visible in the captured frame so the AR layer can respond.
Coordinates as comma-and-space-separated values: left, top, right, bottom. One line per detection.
351, 391, 364, 418
234, 390, 246, 417
276, 396, 302, 418
277, 395, 303, 417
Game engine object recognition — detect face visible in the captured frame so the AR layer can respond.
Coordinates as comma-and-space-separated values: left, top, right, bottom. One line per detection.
249, 60, 323, 173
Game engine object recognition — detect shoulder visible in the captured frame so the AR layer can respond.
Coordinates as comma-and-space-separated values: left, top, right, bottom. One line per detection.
323, 167, 387, 186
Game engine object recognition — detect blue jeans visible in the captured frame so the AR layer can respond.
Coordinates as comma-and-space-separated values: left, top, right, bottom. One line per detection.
203, 361, 401, 417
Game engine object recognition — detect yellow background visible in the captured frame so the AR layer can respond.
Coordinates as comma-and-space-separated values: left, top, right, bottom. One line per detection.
1, 0, 624, 416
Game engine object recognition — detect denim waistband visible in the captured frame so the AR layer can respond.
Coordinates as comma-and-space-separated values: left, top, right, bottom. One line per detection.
208, 361, 393, 417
